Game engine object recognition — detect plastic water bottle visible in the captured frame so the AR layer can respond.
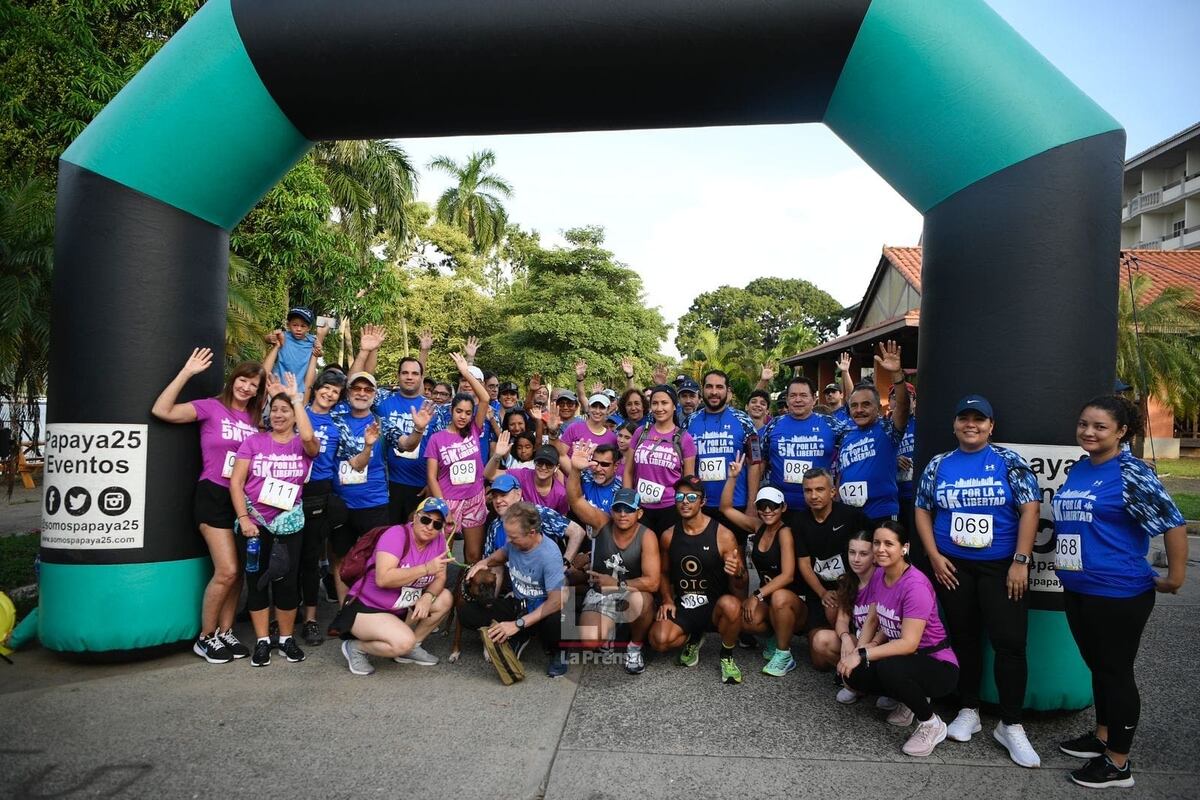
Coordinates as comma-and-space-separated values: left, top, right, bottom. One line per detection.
246, 537, 261, 573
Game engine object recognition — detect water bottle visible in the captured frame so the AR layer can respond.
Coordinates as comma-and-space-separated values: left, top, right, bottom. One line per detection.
246, 536, 261, 573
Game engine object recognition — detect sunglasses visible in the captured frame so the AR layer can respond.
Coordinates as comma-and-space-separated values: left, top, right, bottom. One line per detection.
674, 492, 701, 504
417, 515, 445, 530
756, 502, 782, 513
591, 460, 615, 468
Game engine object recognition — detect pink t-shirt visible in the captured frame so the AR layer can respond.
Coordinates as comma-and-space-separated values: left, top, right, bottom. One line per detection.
630, 426, 697, 509
192, 397, 259, 487
236, 433, 312, 523
852, 574, 873, 633
350, 524, 443, 613
866, 566, 958, 666
511, 466, 569, 515
427, 423, 484, 501
560, 421, 618, 455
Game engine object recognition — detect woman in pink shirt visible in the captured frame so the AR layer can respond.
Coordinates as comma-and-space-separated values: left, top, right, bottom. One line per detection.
623, 385, 696, 533
152, 347, 266, 665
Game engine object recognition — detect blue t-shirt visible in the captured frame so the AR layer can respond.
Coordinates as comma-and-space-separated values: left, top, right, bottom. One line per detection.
836, 418, 905, 519
897, 416, 916, 501
273, 333, 315, 395
305, 406, 349, 483
832, 405, 851, 425
581, 471, 622, 515
916, 444, 1039, 561
484, 506, 570, 558
332, 412, 389, 509
375, 389, 431, 488
686, 406, 758, 508
1052, 451, 1184, 598
761, 413, 847, 507
505, 533, 567, 611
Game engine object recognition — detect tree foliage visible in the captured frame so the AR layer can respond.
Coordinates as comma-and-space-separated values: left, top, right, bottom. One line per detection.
1117, 271, 1200, 418
429, 149, 513, 255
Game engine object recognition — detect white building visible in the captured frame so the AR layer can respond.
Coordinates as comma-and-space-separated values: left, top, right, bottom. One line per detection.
1122, 121, 1200, 251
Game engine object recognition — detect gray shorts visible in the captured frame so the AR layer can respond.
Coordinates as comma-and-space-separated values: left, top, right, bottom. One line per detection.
581, 588, 634, 621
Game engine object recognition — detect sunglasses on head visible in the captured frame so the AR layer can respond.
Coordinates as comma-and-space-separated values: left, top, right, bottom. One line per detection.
417, 515, 445, 530
756, 501, 782, 513
674, 492, 701, 504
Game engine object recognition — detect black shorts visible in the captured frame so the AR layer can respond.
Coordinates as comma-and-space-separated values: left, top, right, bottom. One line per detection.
331, 598, 396, 640
194, 479, 236, 529
672, 597, 717, 637
331, 503, 389, 558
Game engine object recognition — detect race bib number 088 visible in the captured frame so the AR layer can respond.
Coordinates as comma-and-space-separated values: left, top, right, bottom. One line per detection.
783, 460, 812, 484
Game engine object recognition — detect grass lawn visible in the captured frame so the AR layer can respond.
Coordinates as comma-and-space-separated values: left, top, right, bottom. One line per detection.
1155, 458, 1200, 479
1172, 492, 1200, 521
0, 532, 39, 620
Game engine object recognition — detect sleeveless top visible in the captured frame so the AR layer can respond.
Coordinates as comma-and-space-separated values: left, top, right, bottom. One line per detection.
667, 516, 727, 605
591, 522, 647, 584
748, 524, 804, 594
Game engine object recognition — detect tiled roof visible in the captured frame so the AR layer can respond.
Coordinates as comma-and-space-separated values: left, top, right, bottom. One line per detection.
882, 246, 922, 292
1121, 250, 1200, 308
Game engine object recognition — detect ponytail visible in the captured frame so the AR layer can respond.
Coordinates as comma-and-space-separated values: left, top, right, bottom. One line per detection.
1081, 394, 1143, 444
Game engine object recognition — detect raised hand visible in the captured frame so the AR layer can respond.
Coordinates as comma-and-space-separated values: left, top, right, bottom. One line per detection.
621, 357, 635, 379
450, 351, 471, 375
311, 342, 324, 359
283, 372, 299, 400
528, 372, 542, 391
464, 336, 480, 361
590, 381, 604, 395
413, 401, 434, 429
652, 363, 668, 385
874, 340, 902, 375
418, 328, 433, 352
359, 324, 386, 352
364, 420, 381, 447
265, 330, 283, 347
836, 351, 852, 374
728, 452, 745, 481
264, 372, 283, 399
494, 430, 513, 459
182, 347, 213, 377
570, 441, 595, 472
575, 359, 588, 380
760, 363, 775, 382
315, 322, 330, 342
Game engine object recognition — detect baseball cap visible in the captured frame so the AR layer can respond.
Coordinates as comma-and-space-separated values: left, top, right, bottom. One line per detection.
557, 390, 578, 404
588, 393, 608, 407
347, 371, 377, 388
488, 474, 520, 494
607, 413, 625, 426
756, 486, 785, 505
467, 366, 484, 381
612, 488, 641, 511
498, 381, 519, 395
416, 497, 449, 517
534, 444, 561, 465
286, 306, 315, 326
673, 475, 705, 494
824, 383, 840, 392
954, 394, 994, 419
677, 378, 700, 394
602, 389, 618, 400
673, 374, 688, 385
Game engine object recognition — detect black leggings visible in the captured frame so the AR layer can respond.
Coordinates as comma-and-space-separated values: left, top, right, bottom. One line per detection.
846, 654, 959, 722
459, 596, 560, 654
298, 484, 339, 608
239, 529, 303, 612
936, 555, 1028, 724
1064, 588, 1155, 754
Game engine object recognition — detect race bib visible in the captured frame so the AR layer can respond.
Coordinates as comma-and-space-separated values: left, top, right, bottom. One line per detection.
221, 451, 237, 479
679, 593, 709, 610
393, 446, 420, 460
697, 457, 727, 482
449, 460, 477, 486
783, 459, 812, 484
949, 512, 993, 549
814, 554, 845, 582
257, 476, 299, 511
839, 481, 868, 507
339, 460, 368, 485
1055, 533, 1083, 571
393, 585, 423, 610
636, 478, 666, 505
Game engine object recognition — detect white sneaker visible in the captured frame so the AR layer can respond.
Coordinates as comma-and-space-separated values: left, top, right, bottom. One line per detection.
946, 708, 983, 742
994, 722, 1042, 768
902, 714, 948, 757
836, 687, 862, 704
886, 702, 915, 727
875, 695, 899, 711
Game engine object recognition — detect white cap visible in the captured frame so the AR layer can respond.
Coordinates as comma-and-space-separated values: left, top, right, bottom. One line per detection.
755, 486, 785, 505
468, 366, 484, 381
588, 393, 609, 407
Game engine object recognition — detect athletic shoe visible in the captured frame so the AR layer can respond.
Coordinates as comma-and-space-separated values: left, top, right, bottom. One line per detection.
887, 703, 915, 727
678, 640, 701, 667
720, 656, 743, 685
738, 632, 758, 650
902, 714, 947, 757
547, 653, 569, 678
302, 619, 324, 647
279, 637, 306, 663
341, 639, 374, 676
994, 722, 1041, 768
762, 648, 796, 677
1070, 755, 1134, 789
394, 644, 438, 666
250, 639, 272, 667
875, 696, 900, 711
192, 633, 233, 664
761, 634, 778, 660
1059, 731, 1107, 759
624, 647, 646, 675
216, 628, 249, 659
836, 687, 862, 705
946, 708, 982, 742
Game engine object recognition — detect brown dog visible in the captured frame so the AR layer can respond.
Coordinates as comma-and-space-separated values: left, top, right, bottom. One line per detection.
449, 566, 500, 663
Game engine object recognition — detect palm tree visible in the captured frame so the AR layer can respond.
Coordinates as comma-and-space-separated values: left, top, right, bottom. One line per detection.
428, 150, 513, 254
312, 139, 419, 256
1117, 269, 1200, 418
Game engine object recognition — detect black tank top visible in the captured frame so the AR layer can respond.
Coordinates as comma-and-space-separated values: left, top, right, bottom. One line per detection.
591, 522, 647, 583
668, 516, 727, 603
748, 524, 803, 593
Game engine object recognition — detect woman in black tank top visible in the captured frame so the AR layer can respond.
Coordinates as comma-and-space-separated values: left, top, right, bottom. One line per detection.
720, 454, 807, 677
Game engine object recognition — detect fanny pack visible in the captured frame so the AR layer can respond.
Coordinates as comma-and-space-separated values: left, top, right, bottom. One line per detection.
243, 496, 305, 536
917, 639, 951, 656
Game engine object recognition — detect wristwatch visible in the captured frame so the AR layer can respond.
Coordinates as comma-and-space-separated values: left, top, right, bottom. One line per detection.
1012, 553, 1031, 565
858, 647, 869, 665
514, 617, 526, 630
754, 590, 765, 602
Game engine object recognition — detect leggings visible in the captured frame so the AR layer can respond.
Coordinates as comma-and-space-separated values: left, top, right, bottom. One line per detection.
846, 654, 959, 722
459, 596, 560, 655
298, 484, 336, 608
239, 529, 303, 612
936, 555, 1028, 724
1064, 588, 1155, 754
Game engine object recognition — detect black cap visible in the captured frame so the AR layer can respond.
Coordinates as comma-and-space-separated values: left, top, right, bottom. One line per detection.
498, 381, 519, 395
534, 445, 561, 465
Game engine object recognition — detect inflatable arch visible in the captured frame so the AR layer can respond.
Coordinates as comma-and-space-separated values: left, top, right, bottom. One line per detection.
45, 0, 1122, 706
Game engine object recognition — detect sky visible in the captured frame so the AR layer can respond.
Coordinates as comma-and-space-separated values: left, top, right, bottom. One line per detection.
393, 0, 1200, 355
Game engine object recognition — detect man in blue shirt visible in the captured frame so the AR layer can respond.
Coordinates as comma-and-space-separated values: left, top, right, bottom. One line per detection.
686, 369, 761, 538
761, 376, 848, 520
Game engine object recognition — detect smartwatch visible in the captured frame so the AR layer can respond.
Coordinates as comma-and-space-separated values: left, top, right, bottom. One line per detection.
858, 647, 869, 665
514, 617, 526, 630
754, 590, 765, 602
1012, 553, 1031, 565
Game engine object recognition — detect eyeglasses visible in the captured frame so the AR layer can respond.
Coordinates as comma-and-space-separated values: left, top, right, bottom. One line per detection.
350, 385, 376, 394
417, 515, 445, 530
674, 492, 701, 504
756, 502, 782, 513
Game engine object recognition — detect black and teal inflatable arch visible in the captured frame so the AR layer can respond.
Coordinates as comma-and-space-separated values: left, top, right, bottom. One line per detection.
47, 0, 1122, 703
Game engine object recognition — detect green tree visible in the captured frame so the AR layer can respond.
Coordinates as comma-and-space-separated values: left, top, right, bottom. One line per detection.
312, 139, 418, 255
1118, 271, 1200, 418
429, 150, 513, 255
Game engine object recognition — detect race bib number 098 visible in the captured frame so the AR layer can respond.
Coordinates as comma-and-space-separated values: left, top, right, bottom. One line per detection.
449, 460, 477, 486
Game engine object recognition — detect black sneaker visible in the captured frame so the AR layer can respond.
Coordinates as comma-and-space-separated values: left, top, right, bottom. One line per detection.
193, 633, 233, 664
251, 639, 272, 667
279, 637, 306, 663
1059, 731, 1107, 759
738, 633, 758, 650
302, 619, 324, 647
217, 628, 249, 659
1070, 755, 1134, 789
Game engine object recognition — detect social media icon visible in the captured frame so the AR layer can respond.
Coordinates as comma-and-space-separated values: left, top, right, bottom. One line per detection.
65, 487, 91, 516
45, 486, 62, 515
98, 487, 131, 517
